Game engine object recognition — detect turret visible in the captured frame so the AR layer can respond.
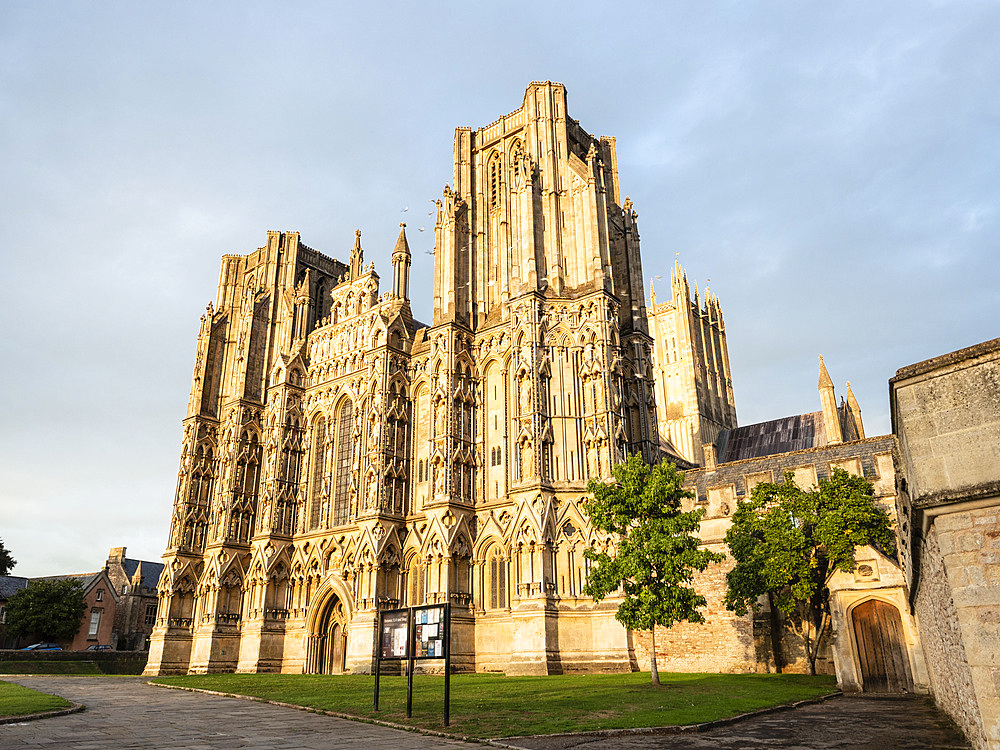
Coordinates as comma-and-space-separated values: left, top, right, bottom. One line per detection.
818, 355, 843, 445
391, 223, 411, 300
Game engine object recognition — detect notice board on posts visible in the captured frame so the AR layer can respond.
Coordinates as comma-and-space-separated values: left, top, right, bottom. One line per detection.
374, 602, 452, 725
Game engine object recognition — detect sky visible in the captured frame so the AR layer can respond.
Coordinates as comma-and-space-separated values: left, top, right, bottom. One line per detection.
1, 2, 997, 577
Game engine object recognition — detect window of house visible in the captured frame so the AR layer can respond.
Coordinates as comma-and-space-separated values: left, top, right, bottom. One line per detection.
96, 589, 103, 601
89, 608, 103, 637
144, 604, 157, 626
122, 585, 127, 595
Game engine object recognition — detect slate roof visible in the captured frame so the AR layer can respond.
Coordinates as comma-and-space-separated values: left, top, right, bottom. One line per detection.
716, 411, 828, 463
121, 558, 164, 592
0, 576, 29, 600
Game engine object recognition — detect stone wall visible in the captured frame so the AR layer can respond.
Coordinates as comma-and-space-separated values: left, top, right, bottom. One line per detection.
914, 523, 987, 748
891, 337, 1000, 749
631, 544, 761, 674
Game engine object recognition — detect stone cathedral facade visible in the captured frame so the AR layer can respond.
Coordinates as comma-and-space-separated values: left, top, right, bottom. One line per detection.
145, 82, 670, 676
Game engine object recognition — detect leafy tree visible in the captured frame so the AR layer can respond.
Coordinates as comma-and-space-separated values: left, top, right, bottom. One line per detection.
5, 578, 86, 643
583, 454, 724, 685
724, 467, 895, 675
0, 538, 14, 576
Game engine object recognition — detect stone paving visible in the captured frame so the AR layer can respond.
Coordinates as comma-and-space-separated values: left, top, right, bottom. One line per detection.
0, 677, 971, 750
0, 676, 471, 749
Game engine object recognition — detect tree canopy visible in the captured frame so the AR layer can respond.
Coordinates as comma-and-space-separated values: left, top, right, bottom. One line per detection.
0, 538, 14, 576
724, 467, 895, 673
5, 578, 86, 643
583, 454, 723, 684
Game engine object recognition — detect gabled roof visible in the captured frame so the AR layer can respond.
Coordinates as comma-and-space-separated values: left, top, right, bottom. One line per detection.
0, 576, 29, 600
716, 411, 827, 463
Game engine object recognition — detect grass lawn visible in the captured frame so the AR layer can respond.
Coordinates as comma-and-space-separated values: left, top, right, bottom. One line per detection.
151, 671, 837, 738
0, 680, 72, 718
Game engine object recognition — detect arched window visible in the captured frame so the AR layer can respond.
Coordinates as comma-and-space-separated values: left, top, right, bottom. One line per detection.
309, 416, 327, 529
332, 401, 353, 526
407, 556, 424, 606
488, 547, 507, 610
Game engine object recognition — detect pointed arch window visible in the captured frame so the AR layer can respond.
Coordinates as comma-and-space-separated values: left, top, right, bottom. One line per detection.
309, 416, 327, 529
332, 400, 353, 526
488, 547, 507, 610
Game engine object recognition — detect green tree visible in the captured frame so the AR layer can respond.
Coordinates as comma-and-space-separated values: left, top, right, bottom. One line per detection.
583, 454, 724, 685
0, 538, 14, 576
724, 467, 895, 674
5, 578, 86, 643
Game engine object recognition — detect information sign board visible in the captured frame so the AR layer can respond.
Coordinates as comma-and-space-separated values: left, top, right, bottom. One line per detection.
379, 608, 410, 660
413, 604, 446, 659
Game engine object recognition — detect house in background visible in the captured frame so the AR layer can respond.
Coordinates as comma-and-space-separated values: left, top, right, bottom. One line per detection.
0, 576, 29, 648
0, 546, 163, 651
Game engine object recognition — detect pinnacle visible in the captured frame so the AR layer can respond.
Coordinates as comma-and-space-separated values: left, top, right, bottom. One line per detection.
818, 355, 835, 390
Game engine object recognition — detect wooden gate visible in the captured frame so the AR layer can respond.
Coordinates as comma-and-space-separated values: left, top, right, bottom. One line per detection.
852, 599, 913, 692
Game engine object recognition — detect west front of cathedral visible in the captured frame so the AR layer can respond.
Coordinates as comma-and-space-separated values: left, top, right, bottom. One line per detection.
145, 83, 917, 689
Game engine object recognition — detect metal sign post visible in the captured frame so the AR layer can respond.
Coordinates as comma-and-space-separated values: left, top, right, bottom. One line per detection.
374, 608, 410, 713
372, 602, 451, 725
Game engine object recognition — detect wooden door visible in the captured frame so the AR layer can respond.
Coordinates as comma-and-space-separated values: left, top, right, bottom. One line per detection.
852, 600, 913, 692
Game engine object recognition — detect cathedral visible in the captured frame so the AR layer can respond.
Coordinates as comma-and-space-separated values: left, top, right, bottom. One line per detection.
144, 82, 916, 687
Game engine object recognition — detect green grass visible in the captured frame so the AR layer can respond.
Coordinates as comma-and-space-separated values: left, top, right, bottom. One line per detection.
151, 671, 837, 738
0, 661, 103, 675
0, 680, 72, 717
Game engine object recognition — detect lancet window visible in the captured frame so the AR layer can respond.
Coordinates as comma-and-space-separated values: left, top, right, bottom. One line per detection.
487, 546, 507, 610
332, 400, 353, 526
309, 416, 327, 529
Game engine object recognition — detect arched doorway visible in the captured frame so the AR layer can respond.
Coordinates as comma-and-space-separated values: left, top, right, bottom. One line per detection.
307, 594, 348, 674
852, 599, 913, 692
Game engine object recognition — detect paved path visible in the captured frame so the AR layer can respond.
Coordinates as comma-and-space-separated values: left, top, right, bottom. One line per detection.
0, 677, 970, 750
0, 676, 472, 749
498, 695, 970, 750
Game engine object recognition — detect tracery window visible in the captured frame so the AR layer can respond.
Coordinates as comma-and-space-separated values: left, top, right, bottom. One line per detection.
407, 557, 424, 606
332, 401, 353, 526
488, 547, 507, 610
309, 416, 327, 529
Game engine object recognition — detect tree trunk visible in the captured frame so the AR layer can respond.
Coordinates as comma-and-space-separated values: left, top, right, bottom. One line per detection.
767, 592, 783, 674
650, 626, 660, 686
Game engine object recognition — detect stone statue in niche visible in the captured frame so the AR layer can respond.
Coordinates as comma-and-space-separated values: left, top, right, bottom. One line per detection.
520, 375, 532, 413
434, 464, 446, 496
366, 480, 378, 511
521, 441, 533, 479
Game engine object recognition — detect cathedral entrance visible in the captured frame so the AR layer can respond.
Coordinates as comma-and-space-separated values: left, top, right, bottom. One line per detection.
852, 599, 913, 692
306, 594, 348, 674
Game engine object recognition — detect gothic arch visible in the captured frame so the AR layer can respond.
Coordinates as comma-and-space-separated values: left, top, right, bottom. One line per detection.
846, 596, 914, 693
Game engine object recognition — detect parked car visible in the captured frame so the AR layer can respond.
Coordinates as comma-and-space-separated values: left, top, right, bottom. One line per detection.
84, 644, 112, 651
20, 642, 62, 650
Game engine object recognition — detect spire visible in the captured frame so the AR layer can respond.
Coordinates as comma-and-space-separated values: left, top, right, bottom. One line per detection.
391, 223, 411, 300
818, 355, 842, 445
818, 354, 834, 390
846, 381, 865, 439
649, 278, 657, 306
350, 229, 364, 279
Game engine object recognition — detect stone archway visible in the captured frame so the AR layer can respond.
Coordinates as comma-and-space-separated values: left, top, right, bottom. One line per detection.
852, 599, 913, 693
305, 592, 348, 674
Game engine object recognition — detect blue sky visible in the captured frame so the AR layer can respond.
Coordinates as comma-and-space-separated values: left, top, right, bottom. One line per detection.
2, 1, 998, 576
